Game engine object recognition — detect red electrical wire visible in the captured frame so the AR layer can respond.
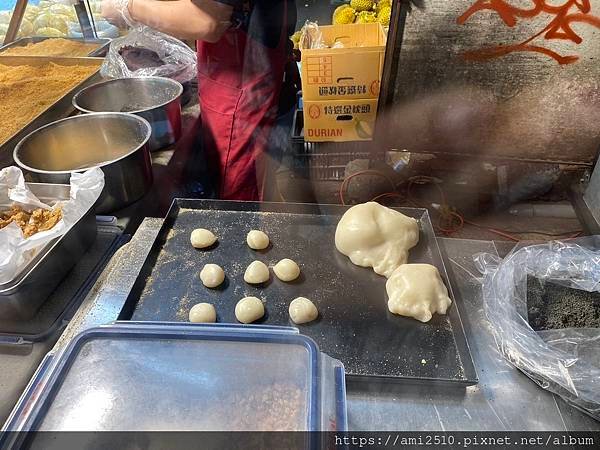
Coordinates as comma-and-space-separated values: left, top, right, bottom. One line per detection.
462, 219, 521, 242
370, 192, 405, 203
339, 170, 396, 205
341, 172, 582, 242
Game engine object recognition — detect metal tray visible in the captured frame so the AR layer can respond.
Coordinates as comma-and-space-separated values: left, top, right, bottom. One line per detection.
0, 225, 125, 341
0, 37, 111, 57
0, 183, 97, 320
0, 56, 103, 168
127, 200, 478, 385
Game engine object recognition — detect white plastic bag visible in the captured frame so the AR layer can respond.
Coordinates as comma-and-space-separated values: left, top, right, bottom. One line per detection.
474, 237, 600, 420
100, 26, 197, 82
299, 21, 326, 50
0, 167, 105, 284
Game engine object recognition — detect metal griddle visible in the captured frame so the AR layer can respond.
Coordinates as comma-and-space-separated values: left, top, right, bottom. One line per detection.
127, 200, 477, 385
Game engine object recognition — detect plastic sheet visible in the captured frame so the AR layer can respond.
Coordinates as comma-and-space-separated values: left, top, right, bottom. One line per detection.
474, 237, 600, 421
0, 167, 104, 285
100, 26, 197, 83
299, 21, 325, 50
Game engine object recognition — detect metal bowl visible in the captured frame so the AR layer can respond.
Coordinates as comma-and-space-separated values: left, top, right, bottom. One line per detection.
13, 113, 153, 213
72, 77, 183, 152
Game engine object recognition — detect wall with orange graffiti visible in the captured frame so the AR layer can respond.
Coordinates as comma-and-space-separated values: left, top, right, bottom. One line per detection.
389, 0, 600, 164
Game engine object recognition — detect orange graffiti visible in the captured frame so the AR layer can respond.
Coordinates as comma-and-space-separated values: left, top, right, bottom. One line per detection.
457, 0, 600, 64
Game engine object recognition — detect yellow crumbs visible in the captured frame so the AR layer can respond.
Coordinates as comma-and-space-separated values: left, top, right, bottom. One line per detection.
0, 62, 99, 145
1, 39, 98, 57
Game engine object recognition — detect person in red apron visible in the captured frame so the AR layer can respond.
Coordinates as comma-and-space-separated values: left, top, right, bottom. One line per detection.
102, 0, 297, 200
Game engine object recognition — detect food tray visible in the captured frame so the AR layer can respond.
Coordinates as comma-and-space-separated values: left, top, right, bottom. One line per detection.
0, 37, 111, 57
0, 225, 125, 341
2, 323, 347, 439
0, 183, 97, 321
0, 56, 103, 168
127, 200, 477, 385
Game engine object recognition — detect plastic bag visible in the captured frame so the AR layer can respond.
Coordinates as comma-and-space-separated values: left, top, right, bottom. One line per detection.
474, 237, 600, 420
0, 166, 105, 285
100, 26, 197, 83
299, 21, 326, 50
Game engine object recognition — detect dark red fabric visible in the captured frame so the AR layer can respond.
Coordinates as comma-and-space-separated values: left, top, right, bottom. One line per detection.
196, 4, 288, 200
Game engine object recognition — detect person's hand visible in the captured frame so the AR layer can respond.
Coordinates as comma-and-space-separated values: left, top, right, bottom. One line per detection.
101, 0, 135, 28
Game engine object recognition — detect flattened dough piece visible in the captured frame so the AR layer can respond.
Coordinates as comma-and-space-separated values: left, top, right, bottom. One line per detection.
199, 264, 225, 288
289, 297, 318, 324
235, 296, 265, 323
190, 228, 217, 249
386, 264, 452, 323
189, 303, 217, 323
273, 258, 300, 282
335, 202, 419, 278
244, 260, 270, 284
247, 230, 270, 250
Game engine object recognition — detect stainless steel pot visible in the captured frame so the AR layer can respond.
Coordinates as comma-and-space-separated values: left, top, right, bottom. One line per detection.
13, 113, 153, 214
72, 77, 183, 152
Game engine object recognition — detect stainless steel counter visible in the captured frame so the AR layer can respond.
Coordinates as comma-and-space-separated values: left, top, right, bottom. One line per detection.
43, 219, 600, 431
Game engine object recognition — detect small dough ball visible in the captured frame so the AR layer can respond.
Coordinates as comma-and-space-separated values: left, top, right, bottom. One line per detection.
189, 303, 217, 323
190, 228, 217, 249
289, 297, 318, 324
273, 258, 301, 282
386, 264, 452, 323
244, 260, 270, 284
199, 264, 225, 288
247, 230, 270, 250
235, 296, 265, 323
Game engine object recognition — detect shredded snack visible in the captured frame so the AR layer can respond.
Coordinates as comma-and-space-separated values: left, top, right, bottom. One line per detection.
0, 205, 62, 238
0, 62, 99, 145
224, 384, 305, 430
1, 39, 98, 57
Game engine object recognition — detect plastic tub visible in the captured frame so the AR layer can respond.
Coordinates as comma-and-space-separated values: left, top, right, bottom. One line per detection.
2, 322, 347, 440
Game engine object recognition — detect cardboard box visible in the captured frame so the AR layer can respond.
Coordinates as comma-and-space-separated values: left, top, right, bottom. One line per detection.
303, 98, 378, 142
301, 23, 386, 101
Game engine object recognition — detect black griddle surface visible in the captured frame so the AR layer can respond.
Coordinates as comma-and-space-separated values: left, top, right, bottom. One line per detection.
128, 200, 476, 384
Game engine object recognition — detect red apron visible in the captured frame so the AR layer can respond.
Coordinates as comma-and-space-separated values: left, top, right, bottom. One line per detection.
196, 5, 289, 201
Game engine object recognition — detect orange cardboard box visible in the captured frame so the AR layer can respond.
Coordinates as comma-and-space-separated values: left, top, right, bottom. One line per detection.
301, 23, 386, 101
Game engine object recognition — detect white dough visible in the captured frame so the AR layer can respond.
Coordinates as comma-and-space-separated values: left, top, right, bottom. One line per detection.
199, 264, 225, 288
335, 202, 419, 278
189, 303, 217, 323
289, 297, 318, 324
190, 228, 217, 249
235, 296, 265, 323
273, 258, 300, 282
244, 260, 270, 284
385, 264, 452, 323
247, 230, 270, 250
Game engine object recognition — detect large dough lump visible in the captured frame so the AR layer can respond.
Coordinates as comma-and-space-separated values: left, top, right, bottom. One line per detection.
335, 202, 419, 278
244, 261, 270, 284
235, 297, 265, 323
386, 264, 452, 323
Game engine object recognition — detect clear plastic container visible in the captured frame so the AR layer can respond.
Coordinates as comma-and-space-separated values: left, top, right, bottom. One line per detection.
2, 322, 347, 435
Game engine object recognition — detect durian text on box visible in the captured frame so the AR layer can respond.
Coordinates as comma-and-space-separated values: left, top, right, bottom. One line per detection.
303, 98, 378, 142
300, 22, 387, 101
